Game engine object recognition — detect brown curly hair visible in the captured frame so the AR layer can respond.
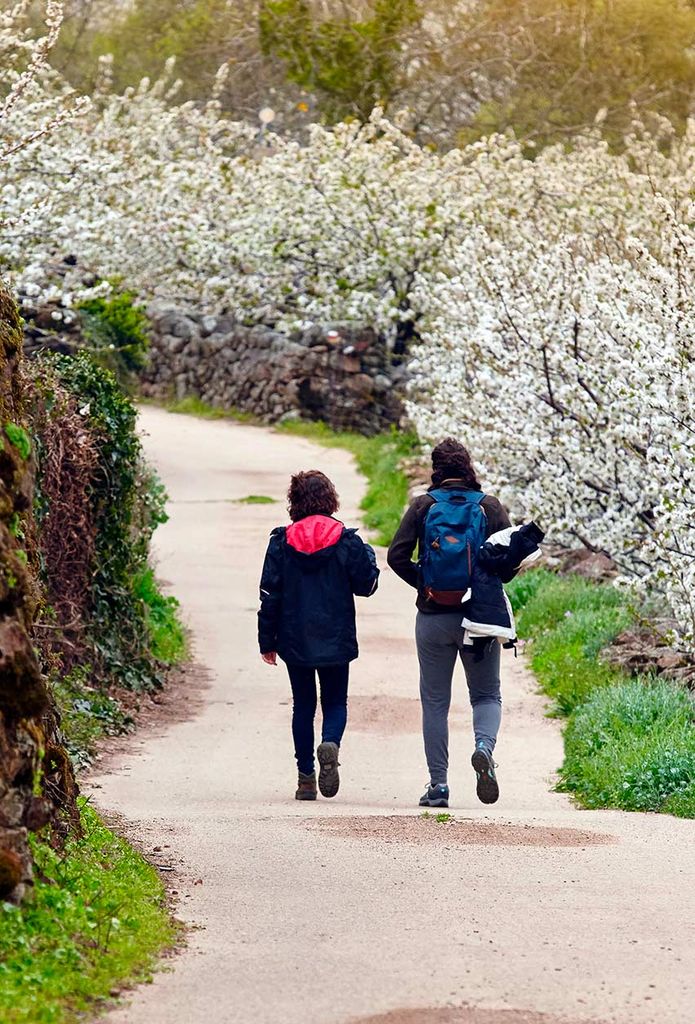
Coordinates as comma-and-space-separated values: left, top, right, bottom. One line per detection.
288, 470, 340, 521
431, 438, 481, 490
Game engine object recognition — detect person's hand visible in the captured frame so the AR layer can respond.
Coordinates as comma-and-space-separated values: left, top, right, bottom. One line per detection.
261, 652, 277, 666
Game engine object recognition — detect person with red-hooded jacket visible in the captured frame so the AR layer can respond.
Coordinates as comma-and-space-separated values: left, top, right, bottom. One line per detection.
258, 470, 379, 801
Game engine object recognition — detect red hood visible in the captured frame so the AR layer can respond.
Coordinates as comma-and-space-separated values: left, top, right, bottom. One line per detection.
286, 515, 344, 554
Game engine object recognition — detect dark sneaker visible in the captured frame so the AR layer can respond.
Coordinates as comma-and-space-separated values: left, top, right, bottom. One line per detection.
471, 742, 499, 804
419, 783, 450, 808
317, 742, 340, 798
295, 771, 317, 801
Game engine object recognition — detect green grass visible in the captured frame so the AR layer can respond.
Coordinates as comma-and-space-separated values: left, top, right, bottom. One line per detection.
508, 569, 630, 716
0, 801, 177, 1024
133, 568, 187, 665
151, 395, 255, 422
236, 494, 277, 504
662, 782, 695, 818
560, 680, 695, 811
276, 421, 419, 545
508, 568, 695, 817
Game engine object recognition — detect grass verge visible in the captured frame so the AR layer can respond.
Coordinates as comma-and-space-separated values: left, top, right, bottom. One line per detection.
146, 395, 255, 422
0, 801, 177, 1024
507, 569, 695, 816
133, 567, 188, 665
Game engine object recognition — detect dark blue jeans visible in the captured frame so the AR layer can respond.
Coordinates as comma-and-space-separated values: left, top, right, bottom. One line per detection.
286, 663, 350, 775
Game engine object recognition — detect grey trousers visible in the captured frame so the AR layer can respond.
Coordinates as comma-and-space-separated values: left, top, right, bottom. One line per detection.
416, 611, 502, 786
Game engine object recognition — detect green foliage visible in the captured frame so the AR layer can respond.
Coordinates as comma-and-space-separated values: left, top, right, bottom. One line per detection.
510, 570, 628, 638
79, 291, 150, 384
51, 667, 132, 772
509, 570, 630, 714
276, 420, 419, 545
154, 395, 256, 423
133, 568, 187, 665
560, 680, 695, 811
459, 0, 695, 150
237, 494, 277, 504
4, 421, 32, 460
505, 565, 553, 614
0, 801, 176, 1024
509, 568, 695, 817
48, 353, 166, 691
259, 0, 422, 120
662, 782, 695, 818
75, 0, 262, 102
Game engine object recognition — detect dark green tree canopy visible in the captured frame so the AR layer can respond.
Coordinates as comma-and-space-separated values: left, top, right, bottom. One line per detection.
46, 0, 695, 148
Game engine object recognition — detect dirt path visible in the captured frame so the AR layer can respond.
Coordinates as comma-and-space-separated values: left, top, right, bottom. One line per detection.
91, 407, 695, 1024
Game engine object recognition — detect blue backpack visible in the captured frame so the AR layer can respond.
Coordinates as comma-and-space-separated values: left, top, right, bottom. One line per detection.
420, 489, 487, 605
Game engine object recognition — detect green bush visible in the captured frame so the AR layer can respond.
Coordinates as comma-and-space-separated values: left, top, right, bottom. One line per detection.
133, 568, 187, 665
259, 0, 421, 121
79, 291, 149, 384
48, 353, 169, 691
560, 680, 695, 811
510, 570, 628, 637
662, 782, 695, 818
0, 801, 176, 1024
51, 667, 132, 771
506, 566, 553, 613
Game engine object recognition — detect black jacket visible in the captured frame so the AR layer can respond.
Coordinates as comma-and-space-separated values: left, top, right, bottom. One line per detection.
258, 514, 379, 666
387, 481, 512, 613
461, 522, 546, 646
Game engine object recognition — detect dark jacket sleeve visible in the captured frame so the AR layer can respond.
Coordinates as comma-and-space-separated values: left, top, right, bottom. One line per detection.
387, 497, 424, 589
345, 532, 380, 597
477, 522, 545, 583
481, 496, 512, 537
258, 532, 284, 654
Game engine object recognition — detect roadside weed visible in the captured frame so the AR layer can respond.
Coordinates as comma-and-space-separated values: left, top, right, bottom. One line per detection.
509, 568, 695, 817
0, 801, 177, 1024
237, 494, 277, 504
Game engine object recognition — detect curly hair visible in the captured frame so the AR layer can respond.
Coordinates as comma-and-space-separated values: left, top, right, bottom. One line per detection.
288, 470, 340, 521
431, 438, 481, 490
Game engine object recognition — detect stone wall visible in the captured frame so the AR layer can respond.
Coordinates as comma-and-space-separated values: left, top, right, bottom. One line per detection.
140, 301, 406, 434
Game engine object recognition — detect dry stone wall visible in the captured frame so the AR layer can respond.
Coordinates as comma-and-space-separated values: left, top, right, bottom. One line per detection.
140, 301, 406, 434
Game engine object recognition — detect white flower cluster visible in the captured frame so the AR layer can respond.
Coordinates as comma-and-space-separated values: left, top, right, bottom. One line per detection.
2, 4, 693, 646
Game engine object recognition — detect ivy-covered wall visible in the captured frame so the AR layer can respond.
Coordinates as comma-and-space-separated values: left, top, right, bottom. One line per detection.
0, 285, 78, 903
0, 283, 183, 903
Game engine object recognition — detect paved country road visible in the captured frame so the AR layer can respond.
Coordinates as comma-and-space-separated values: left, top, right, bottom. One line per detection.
90, 406, 695, 1024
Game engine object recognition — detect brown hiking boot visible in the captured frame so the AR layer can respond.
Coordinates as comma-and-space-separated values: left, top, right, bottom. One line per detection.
295, 771, 317, 801
317, 742, 340, 798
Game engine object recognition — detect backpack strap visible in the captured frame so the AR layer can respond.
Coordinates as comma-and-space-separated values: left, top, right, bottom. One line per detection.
429, 489, 486, 505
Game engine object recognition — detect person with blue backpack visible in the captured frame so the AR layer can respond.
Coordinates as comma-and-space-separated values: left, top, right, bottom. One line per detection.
387, 438, 512, 808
